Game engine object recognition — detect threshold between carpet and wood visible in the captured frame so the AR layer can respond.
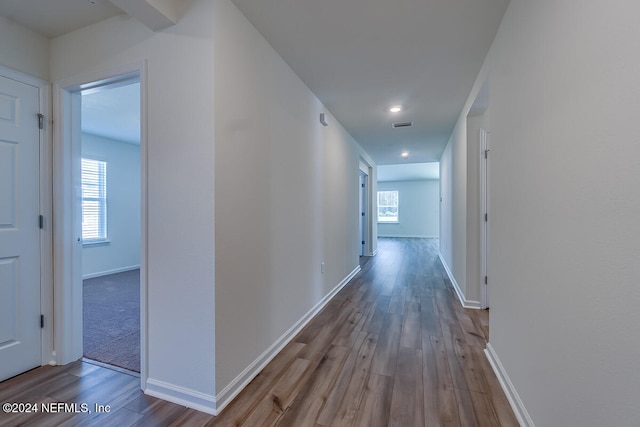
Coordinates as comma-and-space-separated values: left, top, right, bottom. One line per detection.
83, 268, 141, 373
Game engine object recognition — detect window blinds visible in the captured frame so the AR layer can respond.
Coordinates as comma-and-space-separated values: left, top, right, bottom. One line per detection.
81, 158, 107, 242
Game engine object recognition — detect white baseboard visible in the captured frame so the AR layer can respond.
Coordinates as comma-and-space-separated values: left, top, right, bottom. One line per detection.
83, 264, 140, 280
145, 378, 216, 415
438, 253, 481, 309
214, 264, 362, 414
485, 343, 535, 427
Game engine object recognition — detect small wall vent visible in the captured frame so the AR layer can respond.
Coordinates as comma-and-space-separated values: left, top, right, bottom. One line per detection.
392, 121, 413, 128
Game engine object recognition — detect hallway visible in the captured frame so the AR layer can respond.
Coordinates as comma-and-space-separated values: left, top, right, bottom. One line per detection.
0, 238, 517, 426
214, 237, 517, 426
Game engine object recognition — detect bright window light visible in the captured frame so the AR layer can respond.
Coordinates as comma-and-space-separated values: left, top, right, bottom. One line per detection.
81, 158, 108, 243
377, 190, 399, 222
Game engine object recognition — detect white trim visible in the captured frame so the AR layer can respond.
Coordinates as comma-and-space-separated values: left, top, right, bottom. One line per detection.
359, 155, 376, 257
377, 234, 439, 239
0, 65, 46, 87
359, 160, 369, 174
438, 253, 481, 309
480, 128, 490, 309
485, 343, 535, 427
53, 61, 149, 391
38, 78, 55, 367
53, 80, 83, 365
138, 60, 149, 393
214, 265, 362, 414
82, 265, 140, 280
145, 378, 216, 415
359, 171, 368, 257
82, 240, 111, 248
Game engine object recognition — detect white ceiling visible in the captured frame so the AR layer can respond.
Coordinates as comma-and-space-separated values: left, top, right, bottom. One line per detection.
230, 0, 509, 165
0, 0, 124, 38
378, 163, 439, 182
0, 0, 509, 165
82, 82, 140, 144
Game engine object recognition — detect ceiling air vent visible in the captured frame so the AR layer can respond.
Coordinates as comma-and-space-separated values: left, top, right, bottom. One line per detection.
392, 121, 413, 128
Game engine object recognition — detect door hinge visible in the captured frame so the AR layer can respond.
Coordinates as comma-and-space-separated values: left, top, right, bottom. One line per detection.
361, 183, 365, 188
37, 113, 44, 130
484, 149, 489, 159
40, 314, 44, 328
362, 240, 365, 245
361, 212, 365, 216
484, 213, 488, 222
484, 276, 488, 285
39, 215, 44, 229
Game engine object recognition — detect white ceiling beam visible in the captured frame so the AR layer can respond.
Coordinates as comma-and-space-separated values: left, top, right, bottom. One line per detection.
109, 0, 191, 32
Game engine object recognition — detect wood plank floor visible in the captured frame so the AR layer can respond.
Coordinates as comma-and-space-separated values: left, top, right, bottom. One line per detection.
0, 238, 518, 426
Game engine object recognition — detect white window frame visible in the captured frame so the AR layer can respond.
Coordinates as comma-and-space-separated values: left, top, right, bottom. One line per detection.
377, 190, 399, 223
81, 158, 108, 244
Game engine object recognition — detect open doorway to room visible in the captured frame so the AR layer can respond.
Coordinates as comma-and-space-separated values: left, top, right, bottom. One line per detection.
376, 163, 440, 240
79, 80, 141, 373
359, 159, 375, 258
466, 79, 490, 310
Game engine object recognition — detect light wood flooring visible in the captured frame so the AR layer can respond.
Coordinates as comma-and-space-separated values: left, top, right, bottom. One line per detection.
0, 238, 518, 426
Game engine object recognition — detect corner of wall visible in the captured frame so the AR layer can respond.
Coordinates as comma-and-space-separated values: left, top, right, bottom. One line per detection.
145, 379, 217, 415
438, 253, 480, 309
484, 343, 535, 427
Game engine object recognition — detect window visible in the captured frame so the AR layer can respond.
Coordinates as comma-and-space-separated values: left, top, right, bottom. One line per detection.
81, 158, 107, 243
377, 190, 399, 222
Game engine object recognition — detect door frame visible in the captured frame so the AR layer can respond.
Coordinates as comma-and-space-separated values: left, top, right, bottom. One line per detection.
359, 158, 375, 256
480, 128, 490, 309
0, 65, 54, 367
53, 61, 148, 387
359, 171, 368, 256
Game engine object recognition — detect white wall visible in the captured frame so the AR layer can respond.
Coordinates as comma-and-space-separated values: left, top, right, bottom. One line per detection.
377, 180, 439, 238
82, 133, 140, 278
51, 0, 216, 410
440, 82, 490, 307
439, 114, 468, 301
0, 16, 49, 81
445, 0, 640, 425
48, 0, 374, 413
439, 142, 453, 266
214, 0, 366, 401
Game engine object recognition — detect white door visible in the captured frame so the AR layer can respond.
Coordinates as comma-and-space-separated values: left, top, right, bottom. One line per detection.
0, 75, 41, 381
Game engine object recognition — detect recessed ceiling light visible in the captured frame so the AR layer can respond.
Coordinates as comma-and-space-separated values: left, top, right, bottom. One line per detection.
401, 151, 409, 158
389, 105, 403, 113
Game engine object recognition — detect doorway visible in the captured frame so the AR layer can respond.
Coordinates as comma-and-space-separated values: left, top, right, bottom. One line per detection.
53, 63, 147, 385
80, 81, 141, 372
466, 78, 490, 310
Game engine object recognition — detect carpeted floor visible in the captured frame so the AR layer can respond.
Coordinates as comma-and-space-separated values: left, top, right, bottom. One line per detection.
83, 269, 140, 372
